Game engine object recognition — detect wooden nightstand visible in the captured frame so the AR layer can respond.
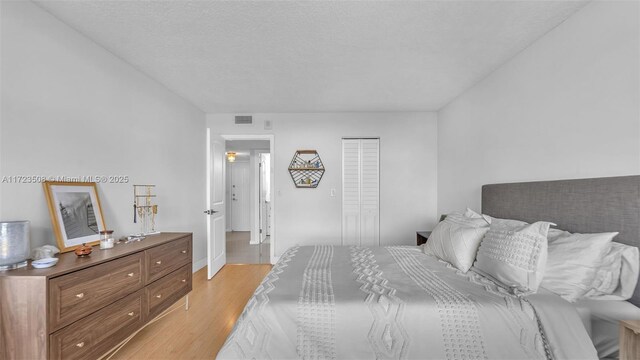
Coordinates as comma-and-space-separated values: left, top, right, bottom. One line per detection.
620, 320, 640, 360
416, 231, 431, 246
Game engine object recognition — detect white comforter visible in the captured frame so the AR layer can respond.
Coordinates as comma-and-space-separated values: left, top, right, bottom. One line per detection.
217, 246, 597, 359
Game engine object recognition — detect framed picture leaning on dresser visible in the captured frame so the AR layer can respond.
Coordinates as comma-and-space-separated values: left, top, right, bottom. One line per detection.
43, 181, 107, 253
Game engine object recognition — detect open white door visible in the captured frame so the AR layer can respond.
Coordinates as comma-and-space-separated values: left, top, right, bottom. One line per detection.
206, 130, 226, 279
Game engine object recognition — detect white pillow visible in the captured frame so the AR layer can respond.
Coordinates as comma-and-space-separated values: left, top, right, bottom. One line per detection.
474, 219, 553, 293
464, 208, 483, 219
541, 229, 618, 302
589, 247, 623, 296
584, 242, 639, 300
423, 211, 490, 272
481, 214, 527, 227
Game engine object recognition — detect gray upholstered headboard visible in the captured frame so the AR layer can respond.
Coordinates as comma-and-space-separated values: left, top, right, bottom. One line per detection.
481, 175, 640, 305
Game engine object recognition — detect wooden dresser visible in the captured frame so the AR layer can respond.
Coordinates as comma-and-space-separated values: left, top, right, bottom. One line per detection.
0, 232, 193, 360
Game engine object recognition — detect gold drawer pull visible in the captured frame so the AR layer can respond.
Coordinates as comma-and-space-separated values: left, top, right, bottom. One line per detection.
156, 261, 162, 265
181, 250, 187, 254
156, 294, 162, 299
127, 272, 134, 277
181, 279, 186, 283
76, 342, 85, 348
128, 312, 135, 317
76, 293, 84, 299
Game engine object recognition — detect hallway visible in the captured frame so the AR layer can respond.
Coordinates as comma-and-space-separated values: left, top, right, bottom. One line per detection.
226, 231, 270, 264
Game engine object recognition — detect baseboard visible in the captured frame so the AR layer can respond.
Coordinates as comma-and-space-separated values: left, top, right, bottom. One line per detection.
192, 257, 207, 273
271, 255, 279, 264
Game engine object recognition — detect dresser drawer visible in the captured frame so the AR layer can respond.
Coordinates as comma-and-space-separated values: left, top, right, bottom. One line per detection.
146, 264, 192, 319
145, 235, 191, 283
49, 290, 145, 360
49, 252, 145, 332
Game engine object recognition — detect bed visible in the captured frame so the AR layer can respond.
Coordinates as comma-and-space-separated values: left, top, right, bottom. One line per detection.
217, 176, 640, 359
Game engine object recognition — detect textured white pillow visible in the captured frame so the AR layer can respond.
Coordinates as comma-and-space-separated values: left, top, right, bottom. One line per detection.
480, 214, 527, 227
589, 247, 623, 295
423, 211, 490, 272
474, 219, 553, 293
584, 242, 640, 300
541, 229, 618, 302
464, 208, 483, 219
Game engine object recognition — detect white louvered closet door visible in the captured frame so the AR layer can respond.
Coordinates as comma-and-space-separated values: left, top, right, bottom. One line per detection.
342, 138, 380, 246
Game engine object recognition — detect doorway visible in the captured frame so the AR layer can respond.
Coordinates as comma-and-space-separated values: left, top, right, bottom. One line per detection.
224, 139, 271, 265
206, 133, 276, 278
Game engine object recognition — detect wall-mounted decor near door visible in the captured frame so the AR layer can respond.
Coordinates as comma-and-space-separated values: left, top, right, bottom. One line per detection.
288, 150, 325, 188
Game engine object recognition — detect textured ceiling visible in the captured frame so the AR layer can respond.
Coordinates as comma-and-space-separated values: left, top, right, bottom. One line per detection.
34, 1, 588, 113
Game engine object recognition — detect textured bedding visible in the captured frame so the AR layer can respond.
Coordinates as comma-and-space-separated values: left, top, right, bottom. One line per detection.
217, 245, 597, 359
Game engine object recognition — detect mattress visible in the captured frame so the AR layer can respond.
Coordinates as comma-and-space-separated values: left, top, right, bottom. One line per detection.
217, 245, 597, 359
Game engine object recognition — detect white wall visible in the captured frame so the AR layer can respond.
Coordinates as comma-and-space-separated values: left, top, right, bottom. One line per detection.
208, 113, 438, 259
1, 1, 207, 270
437, 0, 640, 215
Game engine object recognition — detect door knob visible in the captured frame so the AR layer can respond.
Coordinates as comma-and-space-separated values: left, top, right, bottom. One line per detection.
204, 210, 218, 215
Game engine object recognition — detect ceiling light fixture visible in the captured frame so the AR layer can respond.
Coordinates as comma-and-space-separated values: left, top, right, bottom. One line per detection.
226, 152, 236, 162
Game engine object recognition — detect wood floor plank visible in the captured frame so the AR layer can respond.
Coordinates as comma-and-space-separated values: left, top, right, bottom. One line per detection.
109, 264, 271, 360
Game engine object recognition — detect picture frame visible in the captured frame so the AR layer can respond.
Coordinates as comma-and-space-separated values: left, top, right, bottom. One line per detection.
43, 181, 107, 253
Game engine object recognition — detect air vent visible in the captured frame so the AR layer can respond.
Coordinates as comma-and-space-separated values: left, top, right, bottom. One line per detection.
234, 116, 253, 125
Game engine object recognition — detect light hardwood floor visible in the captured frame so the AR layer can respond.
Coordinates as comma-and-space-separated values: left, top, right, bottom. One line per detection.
109, 264, 271, 360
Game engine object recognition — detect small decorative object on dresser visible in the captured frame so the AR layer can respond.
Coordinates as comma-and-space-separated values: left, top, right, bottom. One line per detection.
133, 184, 159, 235
43, 181, 107, 253
99, 230, 115, 249
416, 231, 431, 246
0, 220, 30, 270
620, 320, 640, 360
0, 232, 193, 360
31, 257, 59, 269
74, 243, 93, 257
32, 245, 60, 261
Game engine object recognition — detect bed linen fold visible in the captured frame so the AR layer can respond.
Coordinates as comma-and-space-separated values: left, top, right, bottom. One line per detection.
217, 245, 596, 360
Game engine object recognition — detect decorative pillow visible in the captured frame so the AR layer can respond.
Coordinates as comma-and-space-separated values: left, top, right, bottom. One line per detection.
584, 242, 640, 300
474, 219, 553, 293
589, 246, 623, 296
541, 229, 618, 302
464, 208, 483, 219
480, 214, 527, 227
423, 211, 490, 272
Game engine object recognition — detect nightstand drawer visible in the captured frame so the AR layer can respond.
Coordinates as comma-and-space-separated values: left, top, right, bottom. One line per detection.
145, 236, 191, 283
417, 231, 431, 246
